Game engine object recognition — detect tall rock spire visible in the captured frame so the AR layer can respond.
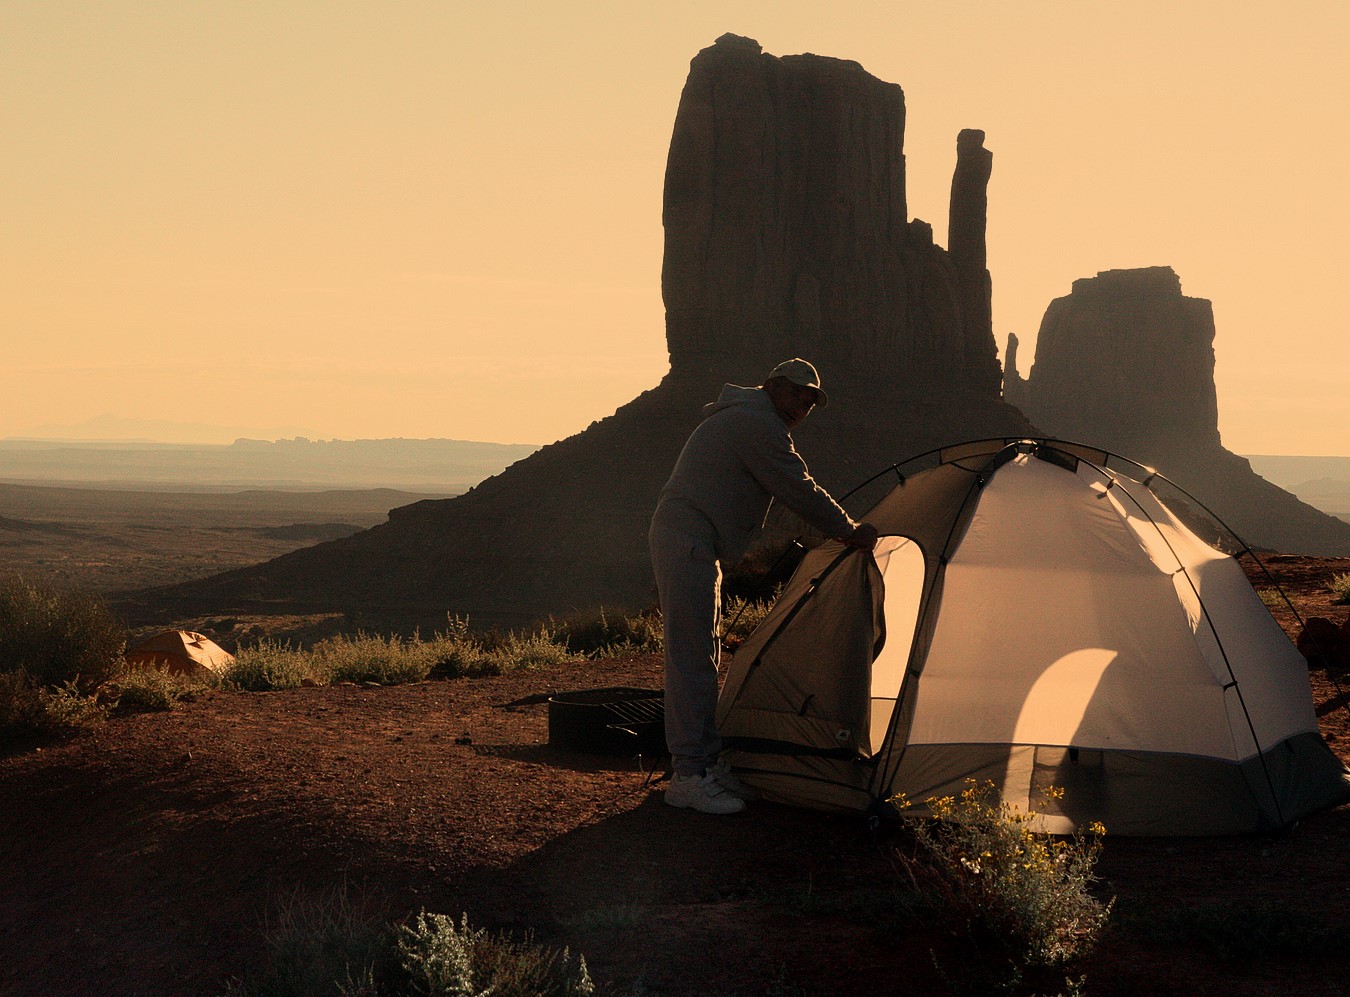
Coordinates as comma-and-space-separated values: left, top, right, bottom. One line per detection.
948, 128, 999, 395
660, 34, 1001, 402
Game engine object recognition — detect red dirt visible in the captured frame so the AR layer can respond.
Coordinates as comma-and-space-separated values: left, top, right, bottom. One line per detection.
2, 557, 1350, 996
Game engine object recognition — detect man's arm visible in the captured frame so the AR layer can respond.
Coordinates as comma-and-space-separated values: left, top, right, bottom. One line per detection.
741, 418, 877, 547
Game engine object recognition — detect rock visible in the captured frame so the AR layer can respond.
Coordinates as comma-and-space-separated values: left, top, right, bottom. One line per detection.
1019, 267, 1219, 461
1011, 267, 1350, 555
662, 34, 1000, 395
1297, 616, 1350, 671
948, 129, 1000, 396
1002, 332, 1028, 408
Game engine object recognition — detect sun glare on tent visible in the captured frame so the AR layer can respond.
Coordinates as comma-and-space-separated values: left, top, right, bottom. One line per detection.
870, 535, 924, 754
1011, 648, 1118, 746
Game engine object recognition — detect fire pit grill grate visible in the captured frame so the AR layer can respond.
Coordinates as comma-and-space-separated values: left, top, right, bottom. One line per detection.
547, 687, 666, 756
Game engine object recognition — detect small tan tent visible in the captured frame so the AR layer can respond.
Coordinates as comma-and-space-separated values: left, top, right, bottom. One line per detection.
718, 439, 1350, 835
125, 630, 234, 680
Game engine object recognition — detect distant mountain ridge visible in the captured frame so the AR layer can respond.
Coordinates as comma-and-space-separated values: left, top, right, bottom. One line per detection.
15, 413, 320, 445
1246, 455, 1350, 520
0, 437, 540, 491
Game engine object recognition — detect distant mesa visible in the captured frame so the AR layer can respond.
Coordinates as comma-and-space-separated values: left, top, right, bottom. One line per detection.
14, 414, 320, 446
0, 436, 536, 492
1004, 266, 1217, 459
128, 35, 1347, 632
1005, 266, 1350, 554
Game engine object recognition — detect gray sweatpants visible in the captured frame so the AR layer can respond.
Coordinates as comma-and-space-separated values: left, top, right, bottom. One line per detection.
649, 523, 723, 777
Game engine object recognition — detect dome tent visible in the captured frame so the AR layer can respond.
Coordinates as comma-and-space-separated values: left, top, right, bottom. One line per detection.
717, 439, 1350, 835
125, 630, 234, 680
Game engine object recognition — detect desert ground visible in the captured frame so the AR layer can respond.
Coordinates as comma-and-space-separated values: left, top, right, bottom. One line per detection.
0, 481, 448, 596
2, 489, 1350, 995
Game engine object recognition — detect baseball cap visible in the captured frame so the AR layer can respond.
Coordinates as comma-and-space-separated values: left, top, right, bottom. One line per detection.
767, 358, 829, 408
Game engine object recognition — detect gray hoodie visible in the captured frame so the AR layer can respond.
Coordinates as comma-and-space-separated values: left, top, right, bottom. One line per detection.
651, 384, 856, 564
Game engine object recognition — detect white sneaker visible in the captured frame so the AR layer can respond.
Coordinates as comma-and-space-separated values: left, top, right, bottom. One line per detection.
708, 757, 758, 801
664, 771, 747, 815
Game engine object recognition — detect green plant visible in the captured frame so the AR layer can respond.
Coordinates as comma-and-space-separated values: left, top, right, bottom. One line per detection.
425, 634, 500, 680
110, 665, 209, 711
1330, 571, 1350, 605
40, 678, 112, 727
222, 895, 597, 997
547, 608, 663, 657
395, 911, 593, 997
315, 634, 436, 685
1254, 586, 1284, 608
222, 883, 392, 997
0, 574, 126, 691
224, 621, 587, 691
0, 670, 47, 738
224, 639, 320, 691
0, 670, 110, 740
721, 594, 776, 647
895, 780, 1112, 973
481, 628, 583, 672
0, 670, 109, 741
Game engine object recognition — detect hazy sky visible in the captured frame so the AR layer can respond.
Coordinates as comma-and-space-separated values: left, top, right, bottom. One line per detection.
5, 2, 1347, 455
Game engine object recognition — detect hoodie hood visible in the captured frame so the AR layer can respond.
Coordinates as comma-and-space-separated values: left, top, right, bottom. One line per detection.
702, 384, 771, 420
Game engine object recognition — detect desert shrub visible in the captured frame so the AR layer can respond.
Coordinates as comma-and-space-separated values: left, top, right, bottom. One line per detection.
895, 780, 1112, 973
424, 634, 500, 680
1254, 586, 1284, 608
224, 640, 320, 691
0, 671, 48, 737
422, 616, 517, 680
110, 665, 209, 711
224, 622, 585, 690
1331, 571, 1350, 605
223, 897, 596, 997
722, 594, 776, 647
223, 883, 393, 997
41, 678, 112, 727
0, 671, 109, 741
315, 634, 436, 685
482, 628, 584, 672
427, 618, 585, 678
0, 575, 126, 691
395, 911, 593, 997
547, 608, 664, 657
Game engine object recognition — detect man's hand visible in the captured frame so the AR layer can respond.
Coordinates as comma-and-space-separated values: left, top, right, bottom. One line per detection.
843, 522, 879, 551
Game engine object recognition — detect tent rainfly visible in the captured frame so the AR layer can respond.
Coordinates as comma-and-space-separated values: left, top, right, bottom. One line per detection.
717, 439, 1350, 835
125, 630, 235, 680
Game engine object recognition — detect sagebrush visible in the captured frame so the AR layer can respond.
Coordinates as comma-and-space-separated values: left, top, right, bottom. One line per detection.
109, 665, 208, 711
547, 608, 663, 656
0, 574, 126, 690
0, 576, 125, 739
1331, 572, 1350, 605
0, 671, 108, 740
224, 889, 595, 997
397, 910, 594, 997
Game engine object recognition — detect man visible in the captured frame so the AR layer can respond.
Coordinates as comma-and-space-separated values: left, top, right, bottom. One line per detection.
649, 358, 879, 814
